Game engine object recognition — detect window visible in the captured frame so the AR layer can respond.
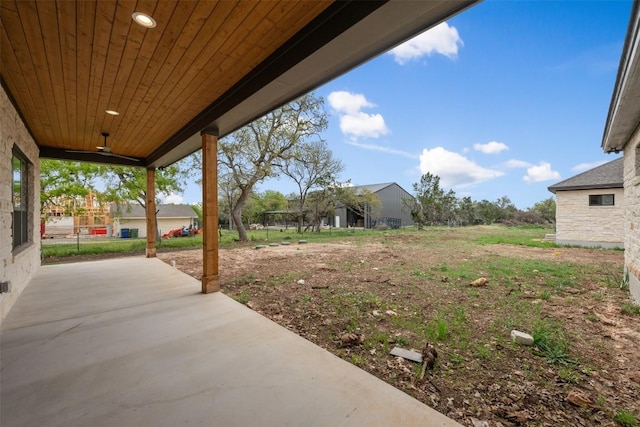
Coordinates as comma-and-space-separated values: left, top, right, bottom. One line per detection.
12, 147, 30, 249
589, 194, 614, 206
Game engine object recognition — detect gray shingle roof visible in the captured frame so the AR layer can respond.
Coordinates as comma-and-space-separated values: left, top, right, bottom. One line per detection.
110, 204, 197, 218
548, 158, 623, 193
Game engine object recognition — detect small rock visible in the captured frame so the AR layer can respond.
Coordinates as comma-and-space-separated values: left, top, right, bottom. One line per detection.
385, 310, 398, 316
430, 393, 440, 407
566, 389, 596, 408
470, 418, 490, 427
372, 310, 381, 316
297, 279, 306, 286
511, 330, 534, 346
470, 277, 489, 287
339, 333, 363, 347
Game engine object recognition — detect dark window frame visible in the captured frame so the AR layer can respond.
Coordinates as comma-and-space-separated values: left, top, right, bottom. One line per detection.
12, 146, 31, 249
589, 194, 615, 206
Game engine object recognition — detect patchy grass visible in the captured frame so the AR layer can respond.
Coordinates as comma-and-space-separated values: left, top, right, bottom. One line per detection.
158, 225, 636, 427
621, 301, 640, 316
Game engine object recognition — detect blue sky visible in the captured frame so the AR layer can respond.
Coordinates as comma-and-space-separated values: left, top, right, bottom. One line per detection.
176, 0, 632, 209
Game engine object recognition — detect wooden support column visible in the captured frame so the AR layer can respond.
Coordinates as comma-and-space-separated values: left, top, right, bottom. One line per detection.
201, 127, 220, 293
145, 168, 157, 258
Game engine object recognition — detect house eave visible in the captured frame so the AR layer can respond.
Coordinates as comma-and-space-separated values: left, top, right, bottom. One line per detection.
548, 183, 624, 194
147, 0, 479, 168
602, 1, 640, 153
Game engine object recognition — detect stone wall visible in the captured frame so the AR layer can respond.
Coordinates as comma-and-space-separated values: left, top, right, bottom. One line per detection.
623, 127, 640, 303
1, 84, 41, 324
555, 187, 625, 248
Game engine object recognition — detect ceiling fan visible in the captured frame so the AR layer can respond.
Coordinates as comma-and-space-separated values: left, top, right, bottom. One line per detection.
66, 132, 140, 162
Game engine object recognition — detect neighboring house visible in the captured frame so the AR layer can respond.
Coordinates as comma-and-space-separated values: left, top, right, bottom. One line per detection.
332, 183, 414, 229
548, 158, 624, 249
43, 192, 112, 237
111, 204, 198, 238
601, 2, 640, 303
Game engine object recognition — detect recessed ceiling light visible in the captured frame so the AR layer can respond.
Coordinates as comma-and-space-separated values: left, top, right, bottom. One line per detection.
105, 110, 120, 116
132, 12, 156, 28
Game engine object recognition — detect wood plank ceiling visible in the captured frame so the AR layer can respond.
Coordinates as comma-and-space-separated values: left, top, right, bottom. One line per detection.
2, 0, 480, 167
1, 0, 331, 162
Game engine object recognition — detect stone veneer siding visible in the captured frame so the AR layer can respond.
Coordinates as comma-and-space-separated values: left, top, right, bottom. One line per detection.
1, 84, 41, 324
623, 126, 640, 303
554, 187, 625, 248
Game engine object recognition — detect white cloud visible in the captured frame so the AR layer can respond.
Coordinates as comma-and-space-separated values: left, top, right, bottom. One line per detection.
474, 141, 509, 154
389, 22, 463, 65
523, 162, 560, 183
327, 91, 372, 114
328, 91, 389, 140
571, 160, 607, 172
419, 147, 504, 188
160, 192, 185, 204
346, 141, 418, 159
505, 159, 532, 168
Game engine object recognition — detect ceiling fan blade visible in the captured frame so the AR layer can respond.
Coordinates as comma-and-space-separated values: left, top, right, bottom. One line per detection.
65, 149, 140, 162
65, 133, 139, 162
66, 149, 100, 154
105, 152, 141, 162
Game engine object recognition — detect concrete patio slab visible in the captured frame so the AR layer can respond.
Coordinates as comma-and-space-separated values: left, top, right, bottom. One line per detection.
1, 257, 461, 427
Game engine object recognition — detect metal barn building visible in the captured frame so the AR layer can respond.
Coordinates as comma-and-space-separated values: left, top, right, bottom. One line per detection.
333, 183, 414, 229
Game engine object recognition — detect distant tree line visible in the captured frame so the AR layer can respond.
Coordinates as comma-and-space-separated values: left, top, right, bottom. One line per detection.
405, 172, 556, 228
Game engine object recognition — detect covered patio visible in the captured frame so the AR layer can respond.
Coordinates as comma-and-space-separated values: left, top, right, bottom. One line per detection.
1, 257, 460, 426
2, 1, 480, 425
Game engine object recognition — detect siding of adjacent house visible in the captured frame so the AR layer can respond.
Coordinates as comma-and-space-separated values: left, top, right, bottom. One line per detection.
555, 188, 625, 248
1, 85, 41, 324
623, 127, 640, 303
111, 205, 197, 238
116, 218, 190, 238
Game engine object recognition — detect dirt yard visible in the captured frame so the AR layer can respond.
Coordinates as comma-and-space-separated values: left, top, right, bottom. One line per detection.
157, 230, 639, 427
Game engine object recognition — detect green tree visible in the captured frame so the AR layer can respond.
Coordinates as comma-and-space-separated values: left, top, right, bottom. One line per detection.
40, 160, 101, 217
456, 196, 476, 226
218, 92, 328, 241
531, 197, 556, 223
475, 199, 501, 225
407, 173, 457, 227
494, 195, 517, 222
278, 140, 344, 232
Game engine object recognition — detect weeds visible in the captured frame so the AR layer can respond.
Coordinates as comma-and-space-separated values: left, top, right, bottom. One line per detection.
234, 292, 250, 305
427, 317, 449, 341
350, 354, 365, 366
620, 272, 630, 291
532, 319, 578, 365
621, 301, 640, 316
614, 410, 638, 427
558, 367, 581, 384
